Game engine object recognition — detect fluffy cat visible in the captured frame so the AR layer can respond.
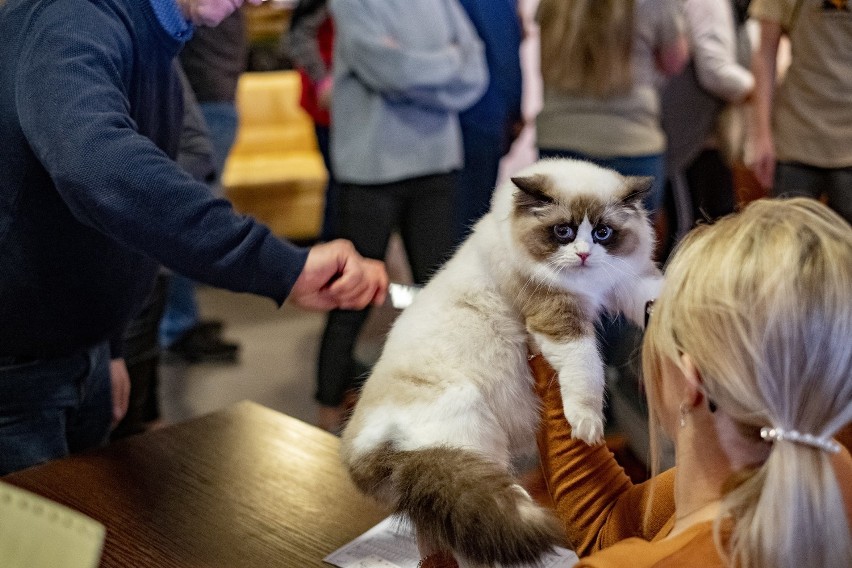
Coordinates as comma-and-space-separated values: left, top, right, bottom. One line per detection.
340, 158, 661, 566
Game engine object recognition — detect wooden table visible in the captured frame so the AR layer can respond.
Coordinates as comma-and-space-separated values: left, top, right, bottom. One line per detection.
2, 401, 390, 567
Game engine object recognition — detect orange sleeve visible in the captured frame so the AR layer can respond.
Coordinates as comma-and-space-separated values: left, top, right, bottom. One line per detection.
531, 354, 676, 556
835, 423, 852, 453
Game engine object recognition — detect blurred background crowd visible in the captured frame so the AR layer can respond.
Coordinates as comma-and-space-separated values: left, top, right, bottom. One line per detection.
121, 0, 850, 473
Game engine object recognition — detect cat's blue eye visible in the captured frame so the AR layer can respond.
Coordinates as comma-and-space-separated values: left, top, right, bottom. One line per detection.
553, 223, 576, 243
593, 225, 614, 243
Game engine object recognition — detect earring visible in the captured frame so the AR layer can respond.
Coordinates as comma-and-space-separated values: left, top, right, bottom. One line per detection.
679, 402, 688, 428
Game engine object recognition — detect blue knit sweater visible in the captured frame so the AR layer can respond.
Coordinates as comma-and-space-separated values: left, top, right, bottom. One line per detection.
0, 0, 308, 358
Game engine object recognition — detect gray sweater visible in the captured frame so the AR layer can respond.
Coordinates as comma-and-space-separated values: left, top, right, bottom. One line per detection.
329, 0, 488, 185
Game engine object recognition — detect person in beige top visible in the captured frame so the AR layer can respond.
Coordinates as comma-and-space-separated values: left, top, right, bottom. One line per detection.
535, 0, 688, 214
749, 0, 852, 223
421, 197, 852, 567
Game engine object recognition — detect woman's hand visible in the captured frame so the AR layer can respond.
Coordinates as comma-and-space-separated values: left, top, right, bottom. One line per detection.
417, 551, 458, 568
416, 531, 459, 568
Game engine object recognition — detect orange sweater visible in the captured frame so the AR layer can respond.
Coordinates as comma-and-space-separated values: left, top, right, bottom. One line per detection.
531, 354, 852, 567
421, 358, 852, 568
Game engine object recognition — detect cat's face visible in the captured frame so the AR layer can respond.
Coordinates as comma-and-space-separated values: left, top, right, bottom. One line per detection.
507, 160, 654, 282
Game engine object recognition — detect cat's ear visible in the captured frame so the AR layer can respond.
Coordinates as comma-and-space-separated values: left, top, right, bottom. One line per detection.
619, 176, 654, 206
512, 174, 554, 210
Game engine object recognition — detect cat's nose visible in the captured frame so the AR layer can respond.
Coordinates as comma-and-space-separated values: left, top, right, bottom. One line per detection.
576, 252, 590, 263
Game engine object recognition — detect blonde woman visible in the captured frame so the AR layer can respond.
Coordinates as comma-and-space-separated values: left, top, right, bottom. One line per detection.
529, 198, 852, 567
535, 0, 688, 214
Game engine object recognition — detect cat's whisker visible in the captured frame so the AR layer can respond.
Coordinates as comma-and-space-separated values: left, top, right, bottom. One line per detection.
596, 259, 629, 282
514, 276, 539, 312
525, 278, 551, 312
598, 257, 640, 282
606, 254, 649, 278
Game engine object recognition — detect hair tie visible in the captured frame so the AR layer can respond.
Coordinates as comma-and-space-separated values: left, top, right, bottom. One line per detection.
760, 427, 841, 454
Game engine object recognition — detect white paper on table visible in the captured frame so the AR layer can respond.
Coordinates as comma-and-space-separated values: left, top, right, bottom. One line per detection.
324, 515, 579, 568
0, 481, 105, 568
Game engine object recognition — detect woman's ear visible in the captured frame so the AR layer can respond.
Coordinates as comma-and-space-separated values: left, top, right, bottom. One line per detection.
679, 353, 705, 409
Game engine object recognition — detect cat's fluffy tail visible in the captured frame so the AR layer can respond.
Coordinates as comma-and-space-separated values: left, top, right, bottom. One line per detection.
348, 444, 564, 565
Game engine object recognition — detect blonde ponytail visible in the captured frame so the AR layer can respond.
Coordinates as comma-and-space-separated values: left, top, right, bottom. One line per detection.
722, 446, 851, 568
642, 198, 852, 567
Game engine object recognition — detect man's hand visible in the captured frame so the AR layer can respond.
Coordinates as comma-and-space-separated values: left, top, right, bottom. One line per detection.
289, 240, 389, 311
109, 358, 131, 428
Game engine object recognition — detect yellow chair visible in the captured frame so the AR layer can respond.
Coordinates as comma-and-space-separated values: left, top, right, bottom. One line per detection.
223, 70, 327, 241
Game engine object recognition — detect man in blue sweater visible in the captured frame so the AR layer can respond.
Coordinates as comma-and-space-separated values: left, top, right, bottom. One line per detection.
0, 0, 388, 475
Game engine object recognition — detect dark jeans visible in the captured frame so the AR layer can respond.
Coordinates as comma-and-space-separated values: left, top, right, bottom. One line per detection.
455, 127, 503, 244
158, 273, 197, 348
0, 342, 112, 476
316, 173, 457, 406
200, 101, 239, 189
774, 161, 852, 224
315, 124, 341, 242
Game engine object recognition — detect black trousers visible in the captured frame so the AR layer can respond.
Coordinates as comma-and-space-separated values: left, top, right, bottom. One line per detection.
315, 172, 457, 406
684, 148, 735, 224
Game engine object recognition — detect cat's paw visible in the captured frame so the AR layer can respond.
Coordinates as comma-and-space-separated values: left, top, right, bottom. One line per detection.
564, 407, 604, 445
